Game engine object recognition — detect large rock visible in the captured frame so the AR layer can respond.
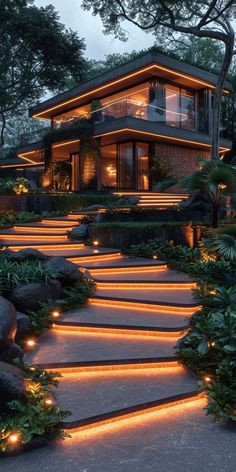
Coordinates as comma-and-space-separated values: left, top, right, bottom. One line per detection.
85, 204, 105, 211
0, 297, 17, 351
127, 196, 139, 205
0, 361, 25, 413
45, 257, 83, 285
9, 248, 49, 262
68, 224, 88, 239
9, 280, 62, 312
0, 343, 24, 363
16, 312, 31, 343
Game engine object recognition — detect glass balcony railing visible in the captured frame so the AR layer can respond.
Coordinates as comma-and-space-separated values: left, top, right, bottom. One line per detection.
91, 99, 199, 132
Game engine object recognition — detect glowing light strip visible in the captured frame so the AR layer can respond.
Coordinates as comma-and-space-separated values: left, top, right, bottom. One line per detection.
89, 265, 168, 275
113, 192, 188, 196
66, 395, 204, 437
52, 139, 80, 149
45, 360, 180, 374
8, 243, 84, 251
95, 128, 231, 151
0, 162, 44, 169
13, 226, 72, 234
52, 324, 181, 338
69, 253, 122, 263
42, 219, 80, 226
32, 62, 229, 118
89, 298, 199, 315
95, 282, 196, 290
0, 234, 68, 241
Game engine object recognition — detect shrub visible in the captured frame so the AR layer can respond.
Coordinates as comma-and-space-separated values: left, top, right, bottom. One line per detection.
0, 361, 70, 454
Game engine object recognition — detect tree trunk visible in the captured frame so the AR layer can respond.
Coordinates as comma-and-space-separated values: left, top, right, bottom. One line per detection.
0, 112, 6, 147
211, 38, 234, 160
212, 203, 219, 228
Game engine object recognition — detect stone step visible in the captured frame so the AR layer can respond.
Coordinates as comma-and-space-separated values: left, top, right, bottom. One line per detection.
61, 302, 189, 329
26, 330, 178, 365
79, 256, 167, 270
0, 231, 69, 242
6, 241, 84, 252
54, 366, 197, 423
13, 224, 75, 234
52, 321, 182, 338
93, 286, 196, 306
89, 297, 197, 315
92, 268, 193, 282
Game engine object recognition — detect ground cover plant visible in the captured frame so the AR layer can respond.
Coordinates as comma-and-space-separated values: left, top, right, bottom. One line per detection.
129, 228, 236, 423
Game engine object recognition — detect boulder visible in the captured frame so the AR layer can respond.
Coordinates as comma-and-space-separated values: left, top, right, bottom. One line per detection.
45, 257, 83, 285
0, 297, 17, 351
0, 248, 14, 258
16, 312, 31, 343
127, 196, 139, 205
0, 342, 24, 363
0, 361, 25, 413
9, 248, 49, 262
9, 280, 62, 312
85, 204, 105, 211
68, 224, 88, 239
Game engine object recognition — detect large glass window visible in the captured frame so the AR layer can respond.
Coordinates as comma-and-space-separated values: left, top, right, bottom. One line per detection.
165, 85, 181, 128
165, 84, 195, 130
180, 89, 195, 130
117, 142, 134, 190
136, 142, 149, 190
99, 83, 149, 122
101, 144, 117, 190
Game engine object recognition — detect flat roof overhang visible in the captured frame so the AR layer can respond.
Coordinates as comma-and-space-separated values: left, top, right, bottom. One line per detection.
30, 52, 232, 120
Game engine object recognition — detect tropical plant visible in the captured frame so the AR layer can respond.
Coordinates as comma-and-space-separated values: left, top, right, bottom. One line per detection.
181, 160, 236, 227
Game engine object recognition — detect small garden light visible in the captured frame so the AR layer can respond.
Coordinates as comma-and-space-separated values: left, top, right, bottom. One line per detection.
26, 339, 36, 348
204, 376, 211, 383
52, 310, 60, 318
8, 434, 20, 444
45, 398, 53, 406
93, 240, 99, 246
153, 255, 157, 260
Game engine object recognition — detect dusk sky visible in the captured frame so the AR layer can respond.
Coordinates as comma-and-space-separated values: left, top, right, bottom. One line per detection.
34, 0, 155, 59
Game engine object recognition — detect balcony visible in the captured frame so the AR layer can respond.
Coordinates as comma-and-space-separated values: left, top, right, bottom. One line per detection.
91, 99, 207, 134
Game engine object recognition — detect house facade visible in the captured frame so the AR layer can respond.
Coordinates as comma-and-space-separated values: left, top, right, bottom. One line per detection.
0, 52, 232, 192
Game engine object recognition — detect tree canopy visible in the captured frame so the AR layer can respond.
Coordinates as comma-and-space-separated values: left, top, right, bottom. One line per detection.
82, 0, 236, 160
0, 0, 87, 145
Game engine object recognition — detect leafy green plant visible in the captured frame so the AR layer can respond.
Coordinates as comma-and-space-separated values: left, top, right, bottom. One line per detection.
0, 258, 59, 294
181, 160, 236, 228
0, 361, 70, 454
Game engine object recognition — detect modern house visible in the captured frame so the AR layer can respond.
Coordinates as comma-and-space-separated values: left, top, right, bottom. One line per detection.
0, 51, 232, 192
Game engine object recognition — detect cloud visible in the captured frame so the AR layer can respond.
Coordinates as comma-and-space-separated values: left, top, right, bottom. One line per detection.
34, 0, 154, 59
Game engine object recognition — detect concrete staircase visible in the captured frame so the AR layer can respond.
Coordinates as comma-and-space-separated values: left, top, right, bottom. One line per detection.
3, 216, 235, 470
113, 191, 189, 208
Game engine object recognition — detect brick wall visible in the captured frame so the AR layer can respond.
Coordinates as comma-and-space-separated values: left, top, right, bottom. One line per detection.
154, 142, 210, 192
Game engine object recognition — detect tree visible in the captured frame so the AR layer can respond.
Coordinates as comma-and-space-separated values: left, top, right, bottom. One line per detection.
0, 0, 87, 146
82, 0, 236, 160
181, 160, 236, 228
